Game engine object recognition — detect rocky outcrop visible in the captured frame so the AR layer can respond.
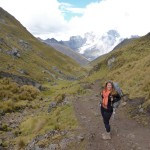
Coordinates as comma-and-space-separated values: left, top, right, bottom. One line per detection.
107, 56, 116, 68
48, 102, 57, 113
0, 71, 42, 89
7, 48, 21, 58
18, 39, 31, 49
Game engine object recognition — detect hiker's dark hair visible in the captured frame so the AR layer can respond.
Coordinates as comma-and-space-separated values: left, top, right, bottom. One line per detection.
104, 81, 117, 95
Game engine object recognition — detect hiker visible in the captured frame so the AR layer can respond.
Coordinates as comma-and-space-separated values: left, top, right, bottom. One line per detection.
100, 81, 121, 140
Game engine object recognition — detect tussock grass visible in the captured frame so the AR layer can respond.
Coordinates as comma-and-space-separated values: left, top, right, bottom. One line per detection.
0, 78, 39, 113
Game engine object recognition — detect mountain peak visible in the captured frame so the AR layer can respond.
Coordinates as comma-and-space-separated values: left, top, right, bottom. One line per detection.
60, 30, 122, 61
45, 38, 58, 44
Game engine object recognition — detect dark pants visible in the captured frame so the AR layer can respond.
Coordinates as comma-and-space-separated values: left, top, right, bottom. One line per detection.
101, 106, 113, 132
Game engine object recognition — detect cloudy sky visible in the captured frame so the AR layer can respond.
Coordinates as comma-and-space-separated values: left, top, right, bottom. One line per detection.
0, 0, 150, 40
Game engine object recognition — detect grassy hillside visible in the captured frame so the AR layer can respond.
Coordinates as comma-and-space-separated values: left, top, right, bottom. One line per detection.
83, 34, 150, 115
0, 7, 88, 149
42, 39, 89, 66
0, 7, 86, 83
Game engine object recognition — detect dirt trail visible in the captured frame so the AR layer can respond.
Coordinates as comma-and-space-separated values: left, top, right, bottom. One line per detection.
73, 81, 150, 150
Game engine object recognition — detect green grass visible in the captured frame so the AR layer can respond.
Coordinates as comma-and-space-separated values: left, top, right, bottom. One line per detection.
42, 80, 86, 98
12, 104, 78, 148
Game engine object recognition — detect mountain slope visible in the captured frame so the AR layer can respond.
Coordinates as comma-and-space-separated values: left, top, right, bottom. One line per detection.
42, 38, 89, 66
0, 7, 86, 84
112, 37, 139, 51
84, 33, 150, 118
0, 7, 87, 149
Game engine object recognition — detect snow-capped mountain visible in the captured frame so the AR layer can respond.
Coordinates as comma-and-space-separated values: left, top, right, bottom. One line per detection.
60, 36, 86, 51
43, 30, 139, 61
61, 30, 123, 61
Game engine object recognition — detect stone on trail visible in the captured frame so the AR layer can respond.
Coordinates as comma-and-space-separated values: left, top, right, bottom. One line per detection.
94, 112, 99, 117
102, 133, 111, 140
81, 116, 87, 119
77, 135, 84, 142
127, 133, 135, 139
121, 102, 127, 107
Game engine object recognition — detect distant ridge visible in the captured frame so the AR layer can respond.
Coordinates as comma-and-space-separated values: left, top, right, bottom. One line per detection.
41, 38, 89, 65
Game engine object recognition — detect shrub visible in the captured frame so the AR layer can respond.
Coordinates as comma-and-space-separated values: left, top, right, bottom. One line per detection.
0, 99, 28, 113
17, 138, 26, 149
0, 78, 40, 102
19, 85, 40, 101
0, 99, 15, 112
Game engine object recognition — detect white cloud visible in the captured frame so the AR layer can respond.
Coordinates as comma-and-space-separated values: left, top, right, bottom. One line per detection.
68, 0, 150, 38
0, 0, 150, 40
0, 0, 70, 39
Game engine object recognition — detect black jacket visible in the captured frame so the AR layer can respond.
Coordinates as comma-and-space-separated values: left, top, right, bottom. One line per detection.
101, 92, 121, 112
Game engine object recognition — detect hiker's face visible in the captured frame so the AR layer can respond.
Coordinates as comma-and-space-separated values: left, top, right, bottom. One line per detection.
107, 83, 112, 91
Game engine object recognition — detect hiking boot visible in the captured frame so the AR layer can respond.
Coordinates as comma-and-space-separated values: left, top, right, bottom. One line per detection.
102, 132, 111, 140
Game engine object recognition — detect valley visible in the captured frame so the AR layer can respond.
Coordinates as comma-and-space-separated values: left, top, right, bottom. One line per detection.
0, 6, 150, 150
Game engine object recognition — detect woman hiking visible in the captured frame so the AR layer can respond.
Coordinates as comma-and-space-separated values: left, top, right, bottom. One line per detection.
100, 81, 121, 140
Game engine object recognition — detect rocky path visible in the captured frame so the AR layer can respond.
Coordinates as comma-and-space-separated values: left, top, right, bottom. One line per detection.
73, 81, 150, 150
